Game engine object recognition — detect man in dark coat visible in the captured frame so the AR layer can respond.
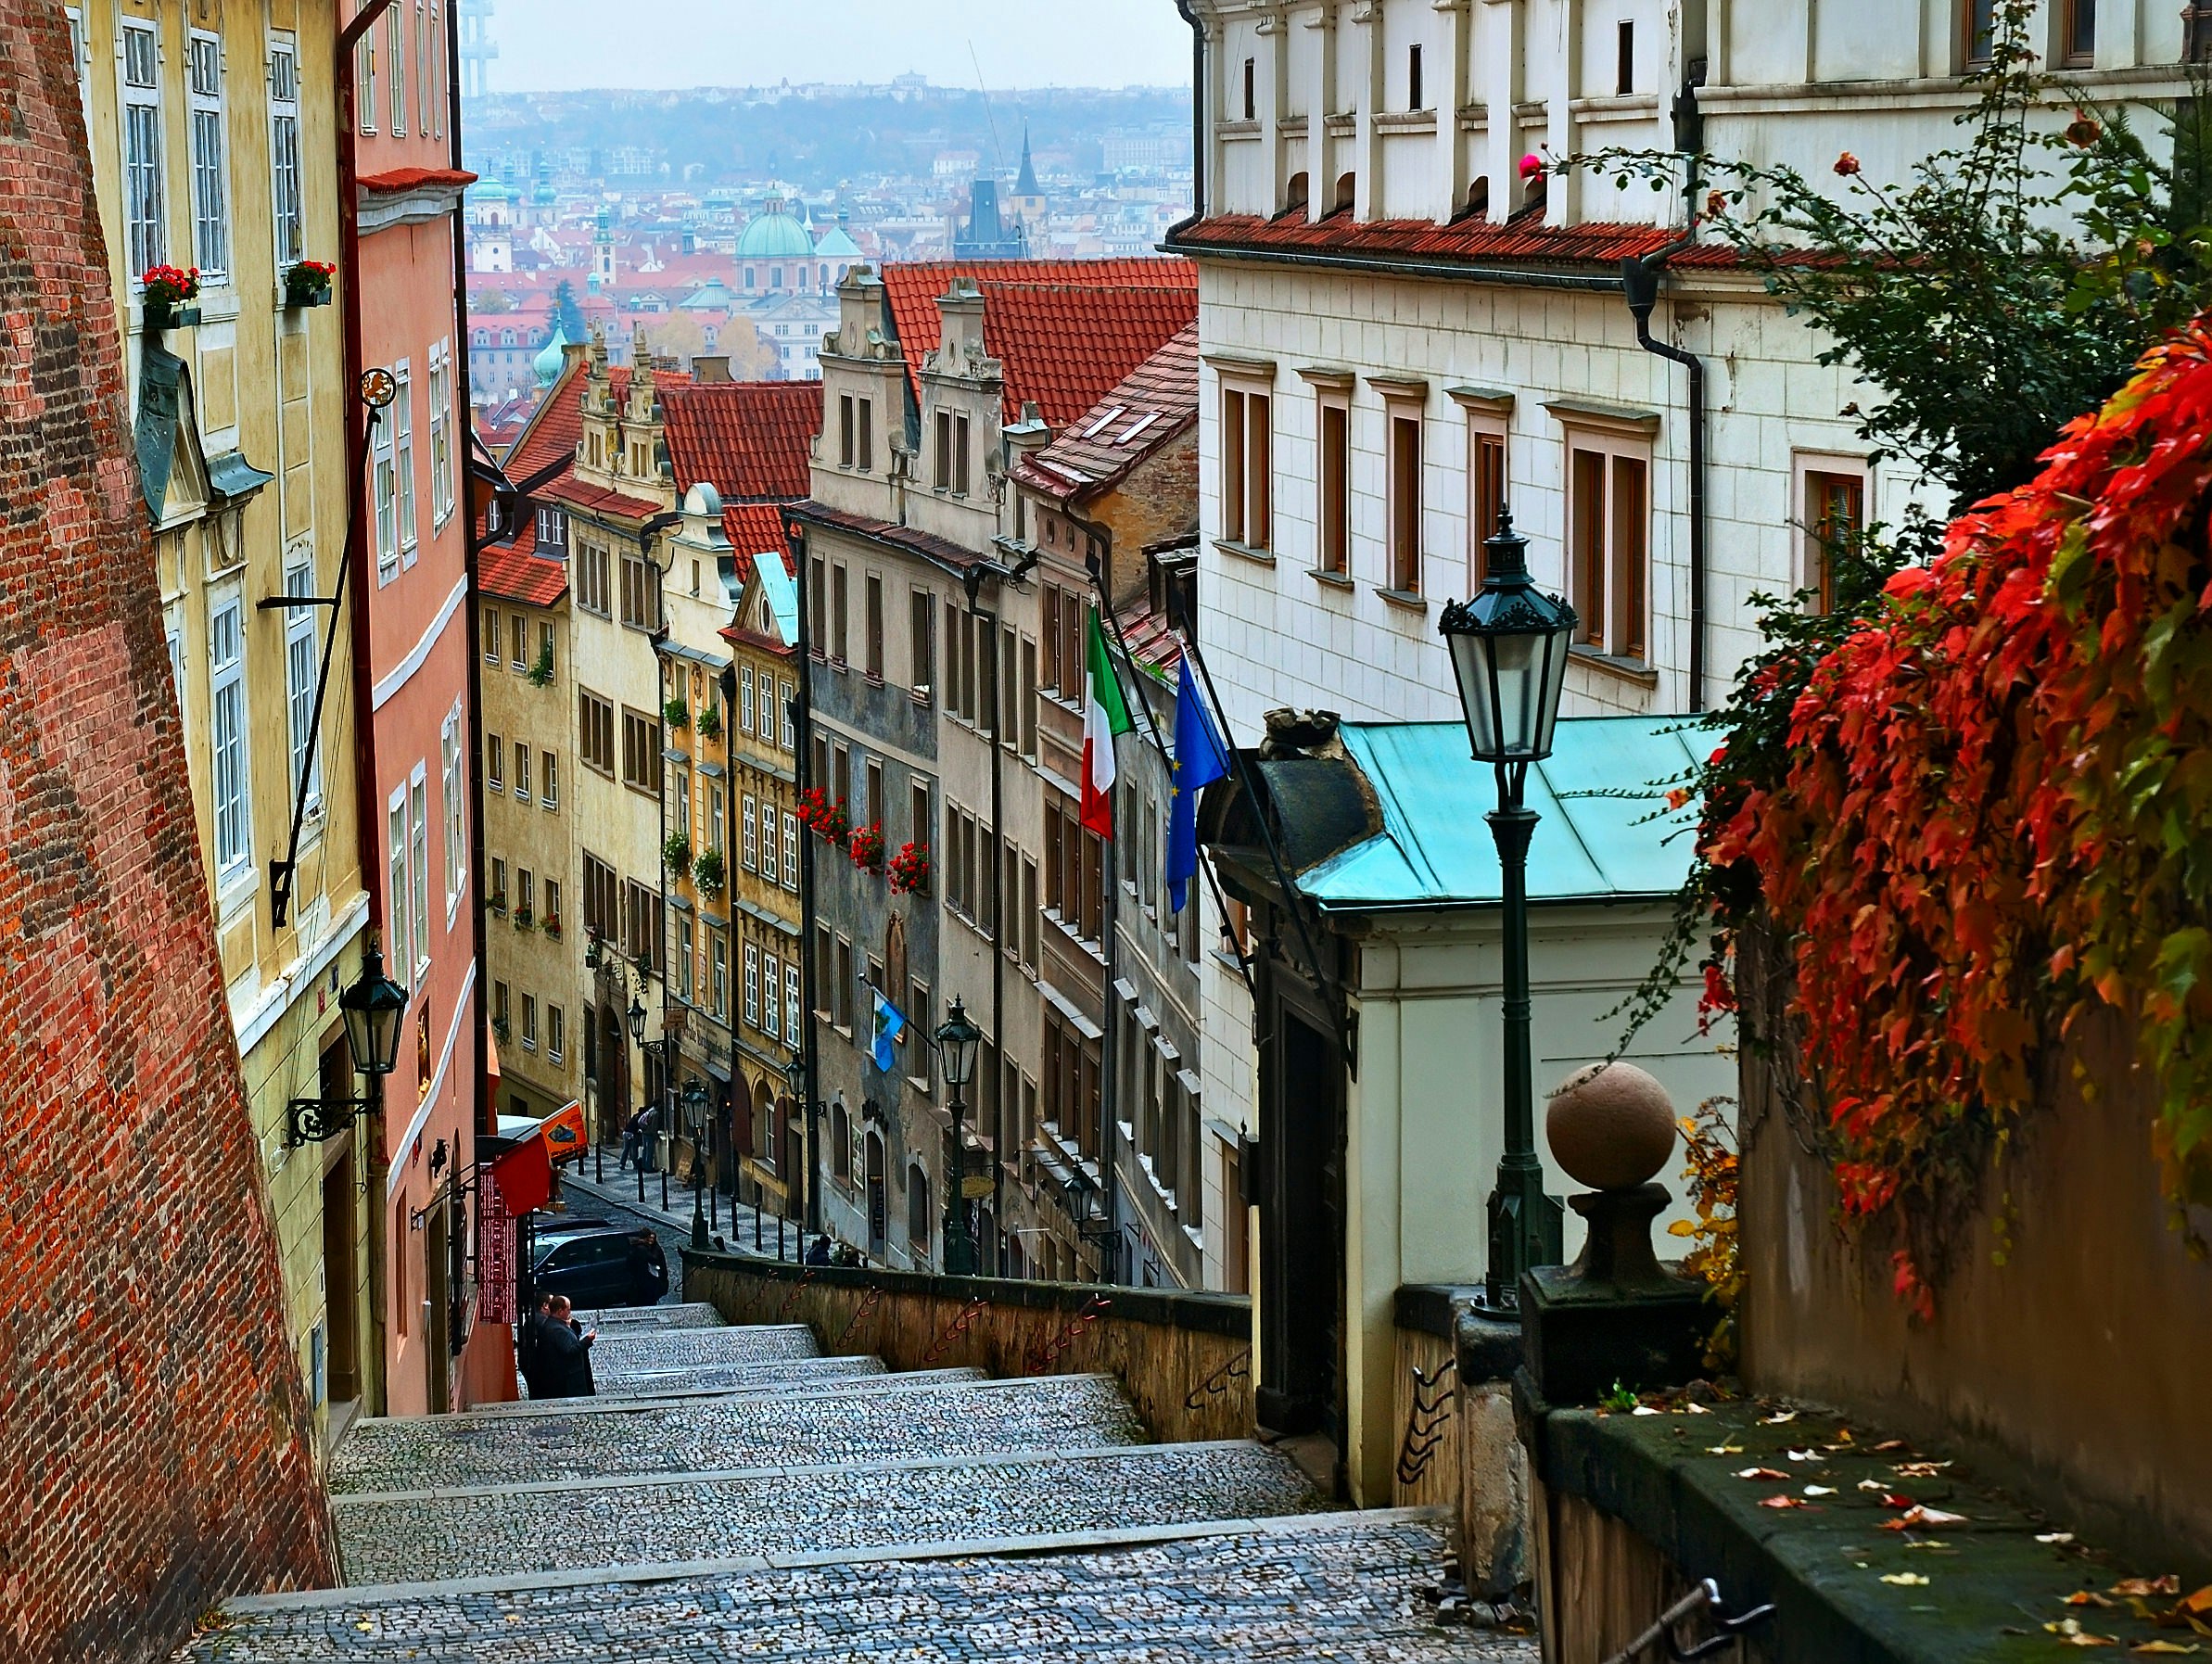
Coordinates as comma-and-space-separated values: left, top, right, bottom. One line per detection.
536, 1295, 597, 1397
517, 1292, 556, 1398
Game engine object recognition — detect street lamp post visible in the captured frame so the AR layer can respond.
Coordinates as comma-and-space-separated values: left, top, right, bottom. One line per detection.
783, 1052, 809, 1243
1439, 507, 1577, 1311
933, 997, 982, 1277
683, 1077, 710, 1252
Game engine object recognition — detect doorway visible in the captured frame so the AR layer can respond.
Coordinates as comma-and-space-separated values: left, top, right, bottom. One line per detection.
317, 1034, 362, 1430
1258, 1008, 1343, 1445
865, 1129, 887, 1260
425, 1202, 451, 1414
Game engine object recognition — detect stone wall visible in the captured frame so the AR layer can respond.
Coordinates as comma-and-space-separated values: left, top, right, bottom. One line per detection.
0, 8, 337, 1658
683, 1251, 1253, 1442
1740, 999, 2212, 1570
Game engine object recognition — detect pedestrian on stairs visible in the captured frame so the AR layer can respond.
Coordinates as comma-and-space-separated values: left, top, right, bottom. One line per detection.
517, 1291, 557, 1398
537, 1295, 597, 1397
618, 1108, 644, 1172
806, 1234, 833, 1266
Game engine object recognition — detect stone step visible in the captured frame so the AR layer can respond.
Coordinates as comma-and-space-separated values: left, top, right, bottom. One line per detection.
466, 1365, 985, 1415
572, 1322, 820, 1375
583, 1351, 886, 1399
330, 1373, 1148, 1494
333, 1439, 1325, 1585
571, 1302, 727, 1330
191, 1511, 1532, 1662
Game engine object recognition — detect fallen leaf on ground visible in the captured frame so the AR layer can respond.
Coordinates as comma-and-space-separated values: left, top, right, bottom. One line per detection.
1858, 1480, 1889, 1493
1898, 1505, 1968, 1527
1805, 1485, 1837, 1497
2046, 1620, 2119, 1645
1880, 1493, 1918, 1509
1893, 1460, 1952, 1478
1631, 1405, 1662, 1416
1787, 1448, 1821, 1462
1872, 1438, 1908, 1452
2067, 1593, 2117, 1608
2130, 1644, 2202, 1655
1761, 1410, 1799, 1425
1759, 1494, 1811, 1510
2183, 1589, 2212, 1617
2039, 1532, 2078, 1545
1735, 1467, 1790, 1480
1707, 1444, 1745, 1456
1685, 1403, 1710, 1415
2115, 1579, 2183, 1599
1881, 1573, 1931, 1587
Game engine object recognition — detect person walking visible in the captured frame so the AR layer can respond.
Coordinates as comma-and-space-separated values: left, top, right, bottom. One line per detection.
516, 1292, 556, 1398
618, 1108, 643, 1172
534, 1296, 597, 1398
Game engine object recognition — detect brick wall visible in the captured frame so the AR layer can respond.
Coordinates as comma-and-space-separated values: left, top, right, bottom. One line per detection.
0, 8, 338, 1660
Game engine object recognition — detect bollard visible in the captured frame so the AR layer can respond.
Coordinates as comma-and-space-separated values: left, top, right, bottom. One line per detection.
636, 1160, 645, 1205
754, 1200, 762, 1251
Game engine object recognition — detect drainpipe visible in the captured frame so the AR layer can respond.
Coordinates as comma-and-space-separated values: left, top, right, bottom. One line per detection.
337, 0, 396, 1420
1164, 0, 1206, 242
1621, 78, 1710, 712
960, 564, 1006, 1277
785, 520, 821, 1238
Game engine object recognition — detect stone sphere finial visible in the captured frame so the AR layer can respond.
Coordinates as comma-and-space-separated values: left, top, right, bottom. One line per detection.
1545, 1061, 1677, 1192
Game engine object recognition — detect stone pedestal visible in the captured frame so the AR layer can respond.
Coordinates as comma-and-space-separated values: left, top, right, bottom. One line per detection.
1519, 1185, 1710, 1406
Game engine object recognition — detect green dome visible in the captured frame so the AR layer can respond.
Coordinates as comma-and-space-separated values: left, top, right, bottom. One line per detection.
738, 198, 812, 260
473, 180, 513, 202
533, 324, 569, 387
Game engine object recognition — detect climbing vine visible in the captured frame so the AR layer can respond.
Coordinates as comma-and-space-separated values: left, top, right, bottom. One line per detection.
1717, 322, 2212, 1313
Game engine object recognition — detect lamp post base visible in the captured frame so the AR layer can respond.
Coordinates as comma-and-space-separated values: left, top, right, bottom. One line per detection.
1483, 1160, 1565, 1312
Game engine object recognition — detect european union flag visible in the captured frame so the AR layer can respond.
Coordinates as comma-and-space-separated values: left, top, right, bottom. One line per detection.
1166, 653, 1230, 913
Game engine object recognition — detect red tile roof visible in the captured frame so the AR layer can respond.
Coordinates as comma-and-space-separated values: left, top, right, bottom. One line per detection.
788, 502, 979, 573
480, 540, 567, 607
359, 166, 478, 193
539, 476, 664, 519
661, 381, 822, 502
1011, 323, 1198, 507
1168, 211, 1719, 272
877, 259, 1198, 429
718, 502, 793, 591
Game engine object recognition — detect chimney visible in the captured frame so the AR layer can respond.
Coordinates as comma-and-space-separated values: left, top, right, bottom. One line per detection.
693, 355, 731, 384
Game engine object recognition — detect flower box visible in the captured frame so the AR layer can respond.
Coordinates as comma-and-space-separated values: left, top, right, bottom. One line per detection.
284, 260, 337, 309
849, 821, 885, 873
141, 264, 202, 331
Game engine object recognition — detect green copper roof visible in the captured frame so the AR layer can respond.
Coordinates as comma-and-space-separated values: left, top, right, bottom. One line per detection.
1297, 716, 1701, 912
738, 201, 813, 260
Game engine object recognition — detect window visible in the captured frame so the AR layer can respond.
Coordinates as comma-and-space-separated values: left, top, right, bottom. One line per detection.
541, 752, 559, 809
909, 590, 934, 701
832, 563, 849, 662
1568, 437, 1651, 660
543, 877, 560, 934
186, 32, 229, 282
865, 574, 884, 679
1020, 639, 1038, 757
708, 783, 726, 858
740, 667, 756, 734
1317, 394, 1349, 576
742, 791, 758, 870
2062, 0, 2096, 61
520, 993, 536, 1050
678, 915, 695, 1000
417, 0, 435, 135
539, 621, 556, 677
620, 707, 663, 794
834, 936, 854, 1030
486, 730, 504, 790
908, 1165, 932, 1258
482, 607, 502, 664
782, 810, 799, 889
711, 929, 729, 1020
578, 690, 616, 775
809, 556, 826, 657
758, 797, 776, 878
582, 852, 617, 940
1408, 43, 1424, 109
535, 506, 568, 555
1803, 466, 1866, 616
387, 4, 406, 133
1022, 857, 1039, 972
440, 705, 464, 911
514, 742, 531, 803
548, 1003, 566, 1063
210, 595, 250, 882
576, 541, 610, 616
510, 612, 528, 670
489, 857, 506, 910
65, 6, 89, 115
1388, 409, 1423, 594
429, 342, 454, 522
393, 362, 417, 565
388, 794, 411, 984
674, 764, 692, 840
621, 877, 663, 967
619, 550, 659, 630
121, 21, 166, 280
762, 952, 780, 1039
374, 387, 399, 583
1616, 19, 1634, 95
409, 771, 429, 978
785, 961, 801, 1045
1241, 55, 1256, 121
1469, 421, 1507, 586
839, 395, 857, 466
284, 557, 323, 817
744, 941, 760, 1025
864, 760, 884, 834
492, 980, 507, 1033
780, 680, 795, 749
1964, 0, 1997, 63
270, 37, 303, 265
1219, 387, 1271, 550
516, 870, 533, 922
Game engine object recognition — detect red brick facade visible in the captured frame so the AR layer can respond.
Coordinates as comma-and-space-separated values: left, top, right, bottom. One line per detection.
0, 8, 338, 1659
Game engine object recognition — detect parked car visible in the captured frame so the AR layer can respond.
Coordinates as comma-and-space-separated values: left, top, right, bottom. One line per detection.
529, 1223, 667, 1309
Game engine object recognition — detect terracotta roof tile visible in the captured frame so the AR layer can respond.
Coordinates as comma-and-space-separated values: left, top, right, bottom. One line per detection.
661, 381, 822, 502
1168, 211, 1713, 272
788, 502, 978, 572
539, 476, 664, 519
877, 259, 1198, 429
717, 502, 794, 591
359, 166, 478, 193
481, 541, 566, 607
1011, 323, 1198, 505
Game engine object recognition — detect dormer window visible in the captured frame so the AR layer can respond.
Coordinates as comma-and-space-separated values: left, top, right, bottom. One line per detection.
934, 410, 971, 495
535, 505, 568, 554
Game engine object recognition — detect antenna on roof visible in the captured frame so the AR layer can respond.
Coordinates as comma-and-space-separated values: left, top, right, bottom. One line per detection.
969, 40, 1008, 183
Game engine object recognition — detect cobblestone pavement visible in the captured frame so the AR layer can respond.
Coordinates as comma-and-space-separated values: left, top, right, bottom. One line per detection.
571, 1302, 723, 1330
584, 1353, 884, 1399
579, 1323, 820, 1374
328, 1375, 1149, 1493
333, 1441, 1324, 1584
190, 1515, 1534, 1662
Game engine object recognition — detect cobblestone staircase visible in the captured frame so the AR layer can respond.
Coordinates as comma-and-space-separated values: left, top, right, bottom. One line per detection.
183, 1302, 1536, 1661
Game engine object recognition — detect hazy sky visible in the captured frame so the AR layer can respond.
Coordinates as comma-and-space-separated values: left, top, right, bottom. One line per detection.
485, 1, 1194, 92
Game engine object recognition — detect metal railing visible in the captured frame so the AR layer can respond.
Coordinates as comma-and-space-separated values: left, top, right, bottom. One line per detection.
1601, 1578, 1775, 1664
1393, 1354, 1457, 1488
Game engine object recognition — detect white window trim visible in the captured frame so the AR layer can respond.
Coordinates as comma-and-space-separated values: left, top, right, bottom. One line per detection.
744, 939, 760, 1027
388, 783, 412, 990
209, 587, 253, 893
409, 761, 432, 987
185, 30, 230, 286
373, 393, 399, 584
1558, 416, 1658, 665
386, 3, 406, 136
119, 18, 166, 286
283, 549, 324, 824
393, 359, 418, 567
429, 339, 455, 527
268, 34, 304, 270
441, 701, 466, 924
1791, 451, 1874, 601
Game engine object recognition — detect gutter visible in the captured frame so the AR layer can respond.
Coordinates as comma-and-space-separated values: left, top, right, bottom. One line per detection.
1159, 235, 1629, 294
1163, 0, 1206, 245
337, 0, 396, 1420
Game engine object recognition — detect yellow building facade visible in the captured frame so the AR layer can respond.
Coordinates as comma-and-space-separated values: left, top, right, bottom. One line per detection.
74, 0, 373, 1444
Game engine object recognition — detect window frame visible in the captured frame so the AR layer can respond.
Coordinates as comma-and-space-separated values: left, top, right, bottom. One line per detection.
1381, 390, 1426, 597
1796, 454, 1871, 617
283, 553, 324, 820
1562, 420, 1655, 664
120, 19, 167, 283
185, 30, 230, 285
269, 34, 303, 266
209, 589, 252, 885
1217, 379, 1273, 552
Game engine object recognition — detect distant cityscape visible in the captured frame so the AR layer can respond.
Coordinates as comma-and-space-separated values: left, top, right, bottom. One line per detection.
460, 31, 1195, 424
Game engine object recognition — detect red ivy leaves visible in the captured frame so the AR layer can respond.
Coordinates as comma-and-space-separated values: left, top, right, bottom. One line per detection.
1711, 317, 2212, 1297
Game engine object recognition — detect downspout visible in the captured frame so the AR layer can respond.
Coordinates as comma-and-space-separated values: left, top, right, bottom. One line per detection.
960, 564, 1005, 1277
444, 0, 489, 1143
785, 520, 822, 1238
1621, 77, 1710, 711
1166, 0, 1206, 241
338, 0, 396, 1419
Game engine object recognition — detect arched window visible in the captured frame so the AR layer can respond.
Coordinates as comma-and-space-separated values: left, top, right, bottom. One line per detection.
752, 1079, 775, 1168
744, 266, 756, 290
770, 267, 784, 289
820, 263, 830, 288
1283, 171, 1308, 215
907, 1164, 931, 1257
1332, 171, 1356, 213
473, 327, 490, 347
831, 1101, 851, 1178
501, 328, 516, 347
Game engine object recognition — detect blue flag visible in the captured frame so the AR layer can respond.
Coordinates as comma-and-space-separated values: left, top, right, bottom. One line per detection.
1166, 653, 1230, 913
870, 987, 906, 1073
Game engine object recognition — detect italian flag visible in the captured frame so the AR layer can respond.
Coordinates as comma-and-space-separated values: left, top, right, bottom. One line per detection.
1080, 611, 1132, 839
